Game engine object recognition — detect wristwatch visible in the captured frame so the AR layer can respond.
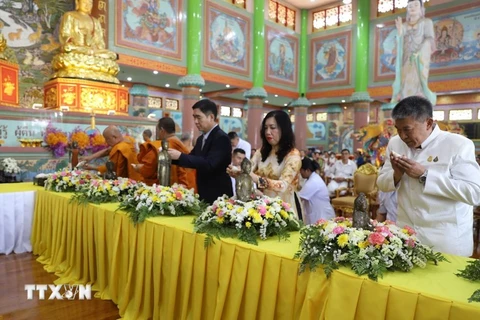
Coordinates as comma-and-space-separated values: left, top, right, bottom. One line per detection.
419, 170, 428, 185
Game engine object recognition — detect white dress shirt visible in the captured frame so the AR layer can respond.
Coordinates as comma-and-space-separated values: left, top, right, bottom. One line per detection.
299, 172, 335, 224
377, 124, 480, 256
330, 159, 357, 179
201, 124, 218, 149
235, 138, 251, 159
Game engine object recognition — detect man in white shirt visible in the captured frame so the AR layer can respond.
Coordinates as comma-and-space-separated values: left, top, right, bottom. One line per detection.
228, 132, 251, 159
230, 148, 246, 197
377, 96, 480, 257
327, 149, 357, 197
376, 190, 398, 222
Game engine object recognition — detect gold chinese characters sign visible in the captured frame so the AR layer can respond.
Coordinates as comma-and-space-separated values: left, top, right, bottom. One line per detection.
43, 78, 128, 115
0, 59, 19, 106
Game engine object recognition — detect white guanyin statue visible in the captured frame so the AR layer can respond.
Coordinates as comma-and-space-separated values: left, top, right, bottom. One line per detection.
391, 0, 437, 106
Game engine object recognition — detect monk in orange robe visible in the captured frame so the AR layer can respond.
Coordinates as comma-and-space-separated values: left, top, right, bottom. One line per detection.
84, 125, 144, 182
137, 129, 152, 154
134, 117, 197, 191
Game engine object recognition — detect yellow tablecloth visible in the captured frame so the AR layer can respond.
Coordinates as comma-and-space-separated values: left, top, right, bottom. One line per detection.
31, 190, 480, 319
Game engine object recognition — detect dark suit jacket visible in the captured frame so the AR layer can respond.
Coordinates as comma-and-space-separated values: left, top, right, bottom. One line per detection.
176, 126, 233, 204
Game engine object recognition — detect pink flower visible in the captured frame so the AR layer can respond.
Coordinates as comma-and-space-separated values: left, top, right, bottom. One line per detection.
52, 174, 58, 180
265, 198, 271, 205
212, 204, 218, 212
406, 238, 416, 248
282, 202, 291, 210
316, 219, 327, 225
217, 210, 224, 217
79, 179, 85, 185
175, 191, 183, 200
60, 171, 67, 177
368, 232, 386, 246
334, 217, 345, 223
332, 226, 345, 235
375, 226, 393, 238
258, 205, 267, 216
404, 225, 416, 236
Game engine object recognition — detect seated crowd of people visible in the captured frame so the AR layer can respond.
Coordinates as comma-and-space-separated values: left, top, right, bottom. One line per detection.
80, 97, 480, 257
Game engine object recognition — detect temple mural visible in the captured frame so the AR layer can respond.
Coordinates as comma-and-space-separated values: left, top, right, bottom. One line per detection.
339, 125, 354, 153
116, 0, 181, 59
204, 1, 250, 76
0, 0, 73, 107
219, 117, 244, 138
266, 25, 298, 87
375, 5, 480, 82
307, 122, 327, 140
310, 30, 351, 87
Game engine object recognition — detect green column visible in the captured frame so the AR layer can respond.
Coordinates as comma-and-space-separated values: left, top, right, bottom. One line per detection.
355, 0, 370, 92
252, 0, 265, 87
299, 9, 308, 96
187, 0, 203, 74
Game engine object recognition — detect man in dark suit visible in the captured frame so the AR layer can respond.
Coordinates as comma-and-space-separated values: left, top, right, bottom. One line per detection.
168, 99, 233, 204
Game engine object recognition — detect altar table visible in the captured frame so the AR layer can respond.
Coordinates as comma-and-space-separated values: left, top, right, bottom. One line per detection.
0, 183, 42, 255
31, 189, 480, 319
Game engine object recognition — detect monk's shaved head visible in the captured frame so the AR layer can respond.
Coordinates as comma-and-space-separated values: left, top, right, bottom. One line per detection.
103, 125, 123, 146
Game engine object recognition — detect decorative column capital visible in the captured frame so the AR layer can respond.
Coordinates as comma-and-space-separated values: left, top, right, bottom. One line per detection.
327, 105, 342, 113
177, 74, 205, 88
351, 91, 372, 103
129, 84, 149, 96
290, 97, 312, 108
380, 102, 395, 111
244, 87, 268, 99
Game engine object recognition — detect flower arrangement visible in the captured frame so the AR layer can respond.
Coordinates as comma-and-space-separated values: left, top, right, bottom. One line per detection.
44, 124, 68, 157
294, 218, 447, 281
119, 184, 207, 225
456, 259, 480, 302
89, 131, 109, 153
194, 195, 301, 246
71, 177, 141, 204
44, 169, 100, 193
69, 127, 90, 154
0, 158, 22, 174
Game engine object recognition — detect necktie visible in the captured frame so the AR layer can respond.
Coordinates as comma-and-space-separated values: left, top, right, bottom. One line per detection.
201, 135, 206, 150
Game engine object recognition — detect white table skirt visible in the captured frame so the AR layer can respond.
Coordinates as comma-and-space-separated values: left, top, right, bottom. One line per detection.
0, 190, 35, 255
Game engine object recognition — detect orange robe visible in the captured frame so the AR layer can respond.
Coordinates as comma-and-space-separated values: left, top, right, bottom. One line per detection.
138, 137, 197, 191
98, 140, 144, 182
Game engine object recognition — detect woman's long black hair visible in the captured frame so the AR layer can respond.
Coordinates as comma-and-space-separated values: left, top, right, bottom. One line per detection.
260, 110, 295, 164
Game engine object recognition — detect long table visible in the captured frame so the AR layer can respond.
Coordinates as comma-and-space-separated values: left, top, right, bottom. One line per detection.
29, 188, 480, 319
0, 183, 43, 254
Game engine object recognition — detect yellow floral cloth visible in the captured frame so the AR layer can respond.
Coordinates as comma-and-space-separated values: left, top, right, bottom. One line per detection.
251, 149, 301, 217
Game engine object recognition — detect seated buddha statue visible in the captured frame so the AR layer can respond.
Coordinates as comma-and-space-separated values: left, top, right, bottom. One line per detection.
51, 0, 120, 84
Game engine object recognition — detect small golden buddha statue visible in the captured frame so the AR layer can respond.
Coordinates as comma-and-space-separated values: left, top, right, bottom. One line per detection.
51, 0, 120, 84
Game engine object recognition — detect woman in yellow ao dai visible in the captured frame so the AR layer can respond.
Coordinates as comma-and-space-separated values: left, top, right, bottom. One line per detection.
247, 111, 301, 218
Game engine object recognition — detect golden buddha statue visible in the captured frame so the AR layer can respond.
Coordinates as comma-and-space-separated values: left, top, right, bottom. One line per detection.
51, 0, 120, 84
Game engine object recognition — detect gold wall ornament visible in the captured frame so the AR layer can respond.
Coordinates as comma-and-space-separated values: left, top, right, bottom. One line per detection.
0, 59, 19, 106
0, 34, 7, 60
44, 87, 58, 109
3, 75, 15, 96
43, 78, 129, 115
50, 0, 120, 84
